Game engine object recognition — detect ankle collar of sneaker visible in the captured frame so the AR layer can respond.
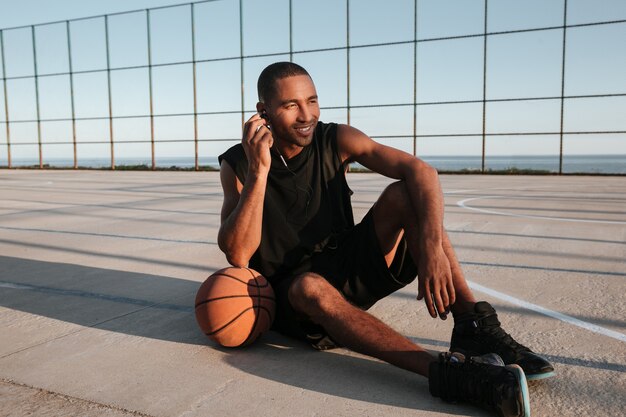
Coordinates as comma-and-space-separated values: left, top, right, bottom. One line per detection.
455, 315, 500, 329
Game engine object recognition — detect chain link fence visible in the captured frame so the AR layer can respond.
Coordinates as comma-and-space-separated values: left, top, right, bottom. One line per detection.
1, 0, 625, 173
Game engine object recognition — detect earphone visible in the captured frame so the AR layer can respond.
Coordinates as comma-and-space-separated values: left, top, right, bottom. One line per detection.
261, 110, 313, 221
276, 148, 288, 168
272, 146, 313, 221
260, 110, 270, 126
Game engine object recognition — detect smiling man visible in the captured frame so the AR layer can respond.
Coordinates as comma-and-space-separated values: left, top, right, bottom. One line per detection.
217, 62, 552, 417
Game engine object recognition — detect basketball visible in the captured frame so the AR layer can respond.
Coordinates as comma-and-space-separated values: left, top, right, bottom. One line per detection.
195, 267, 275, 347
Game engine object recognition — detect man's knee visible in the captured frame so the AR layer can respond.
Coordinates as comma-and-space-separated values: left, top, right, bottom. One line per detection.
374, 181, 413, 227
288, 273, 338, 318
378, 181, 412, 214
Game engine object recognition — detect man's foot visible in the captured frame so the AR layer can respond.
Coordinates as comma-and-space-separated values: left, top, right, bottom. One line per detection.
451, 301, 555, 380
306, 332, 341, 350
429, 352, 530, 417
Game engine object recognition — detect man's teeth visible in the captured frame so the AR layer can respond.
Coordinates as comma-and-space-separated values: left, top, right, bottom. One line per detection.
297, 126, 311, 132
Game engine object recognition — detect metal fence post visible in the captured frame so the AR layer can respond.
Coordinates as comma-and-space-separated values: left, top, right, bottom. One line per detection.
105, 16, 115, 169
289, 0, 293, 62
413, 0, 418, 156
0, 30, 11, 168
32, 26, 43, 168
346, 0, 351, 126
239, 0, 245, 128
147, 10, 156, 170
191, 3, 199, 171
481, 0, 488, 173
66, 21, 78, 169
559, 0, 569, 175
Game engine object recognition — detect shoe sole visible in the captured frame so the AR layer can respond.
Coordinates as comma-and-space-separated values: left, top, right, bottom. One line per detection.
506, 364, 531, 417
526, 370, 555, 381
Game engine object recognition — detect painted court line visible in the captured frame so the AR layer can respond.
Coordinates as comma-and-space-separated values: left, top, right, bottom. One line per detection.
458, 196, 626, 225
468, 281, 626, 343
444, 184, 557, 195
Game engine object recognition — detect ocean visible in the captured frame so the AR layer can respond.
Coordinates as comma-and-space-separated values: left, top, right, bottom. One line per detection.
2, 154, 625, 174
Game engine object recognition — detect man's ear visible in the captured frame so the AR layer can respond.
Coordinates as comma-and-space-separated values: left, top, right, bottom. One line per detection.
256, 102, 266, 115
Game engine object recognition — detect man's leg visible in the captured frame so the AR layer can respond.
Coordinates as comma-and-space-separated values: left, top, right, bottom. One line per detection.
370, 180, 553, 379
371, 180, 475, 315
287, 179, 473, 377
287, 273, 530, 417
288, 273, 435, 377
442, 230, 476, 315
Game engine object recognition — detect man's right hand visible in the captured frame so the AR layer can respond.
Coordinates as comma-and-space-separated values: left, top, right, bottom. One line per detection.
242, 113, 273, 175
218, 113, 272, 267
416, 244, 455, 320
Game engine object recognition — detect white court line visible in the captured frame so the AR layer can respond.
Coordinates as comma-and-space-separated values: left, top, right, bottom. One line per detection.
444, 184, 558, 195
457, 195, 626, 225
468, 281, 626, 343
446, 188, 521, 195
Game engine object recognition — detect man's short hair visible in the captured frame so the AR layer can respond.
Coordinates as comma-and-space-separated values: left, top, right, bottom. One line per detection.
257, 61, 311, 103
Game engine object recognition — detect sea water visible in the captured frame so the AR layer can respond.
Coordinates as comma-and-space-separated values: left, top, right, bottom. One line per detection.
3, 155, 625, 174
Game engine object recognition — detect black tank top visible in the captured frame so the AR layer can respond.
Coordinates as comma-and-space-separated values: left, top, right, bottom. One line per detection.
218, 122, 354, 283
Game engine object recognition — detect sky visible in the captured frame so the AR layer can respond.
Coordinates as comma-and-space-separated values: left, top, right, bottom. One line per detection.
0, 0, 625, 168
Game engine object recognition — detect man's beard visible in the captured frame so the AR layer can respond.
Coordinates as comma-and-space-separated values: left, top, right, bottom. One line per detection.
274, 120, 317, 148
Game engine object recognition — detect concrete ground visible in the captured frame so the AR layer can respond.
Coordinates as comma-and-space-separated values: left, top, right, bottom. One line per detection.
0, 170, 624, 417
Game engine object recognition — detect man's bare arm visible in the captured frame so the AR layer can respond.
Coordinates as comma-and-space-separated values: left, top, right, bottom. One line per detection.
218, 114, 273, 267
337, 124, 443, 244
217, 161, 267, 266
337, 124, 454, 317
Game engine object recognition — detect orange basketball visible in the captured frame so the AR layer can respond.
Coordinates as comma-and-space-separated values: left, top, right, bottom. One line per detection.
195, 267, 275, 347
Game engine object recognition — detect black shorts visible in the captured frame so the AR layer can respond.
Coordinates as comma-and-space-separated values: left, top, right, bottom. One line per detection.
270, 209, 418, 349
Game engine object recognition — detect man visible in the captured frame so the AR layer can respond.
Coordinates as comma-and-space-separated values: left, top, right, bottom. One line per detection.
218, 62, 553, 417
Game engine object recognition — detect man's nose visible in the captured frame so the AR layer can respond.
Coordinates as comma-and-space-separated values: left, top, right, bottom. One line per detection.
297, 104, 311, 122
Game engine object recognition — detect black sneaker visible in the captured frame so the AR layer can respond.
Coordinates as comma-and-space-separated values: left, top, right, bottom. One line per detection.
451, 302, 555, 380
429, 352, 530, 417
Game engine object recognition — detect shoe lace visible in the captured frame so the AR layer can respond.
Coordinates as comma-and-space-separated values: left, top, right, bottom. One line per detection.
476, 314, 529, 354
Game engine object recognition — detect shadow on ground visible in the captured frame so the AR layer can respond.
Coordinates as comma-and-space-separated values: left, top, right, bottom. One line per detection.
0, 256, 475, 414
3, 255, 621, 376
219, 334, 479, 415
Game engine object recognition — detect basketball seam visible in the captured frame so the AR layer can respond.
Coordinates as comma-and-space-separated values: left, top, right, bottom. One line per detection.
194, 294, 275, 308
243, 270, 262, 346
204, 305, 274, 339
255, 306, 274, 331
204, 306, 255, 337
246, 267, 275, 325
263, 303, 275, 323
210, 270, 272, 288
